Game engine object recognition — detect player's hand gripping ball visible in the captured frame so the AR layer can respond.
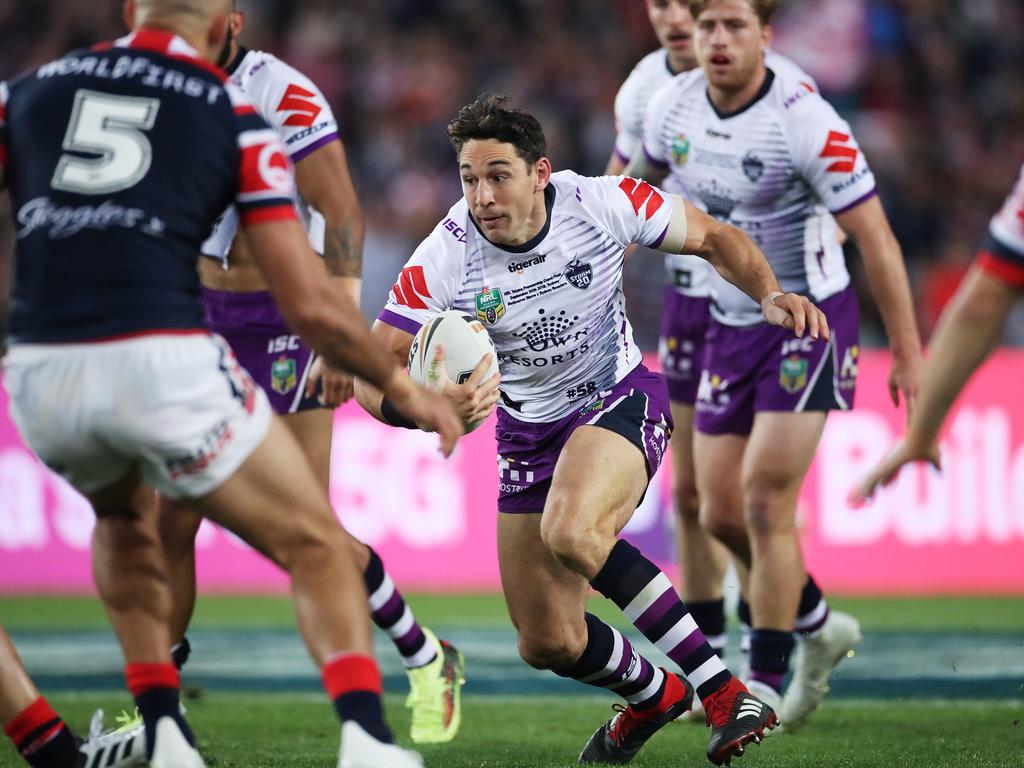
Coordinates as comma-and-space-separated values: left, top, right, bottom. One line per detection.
408, 310, 500, 432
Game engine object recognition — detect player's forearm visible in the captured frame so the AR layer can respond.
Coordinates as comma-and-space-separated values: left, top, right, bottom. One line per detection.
604, 153, 627, 176
858, 233, 922, 358
700, 224, 781, 305
907, 268, 1013, 447
322, 215, 364, 278
354, 377, 387, 422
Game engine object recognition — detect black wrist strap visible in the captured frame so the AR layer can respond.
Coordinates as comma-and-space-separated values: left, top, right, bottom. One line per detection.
381, 397, 417, 429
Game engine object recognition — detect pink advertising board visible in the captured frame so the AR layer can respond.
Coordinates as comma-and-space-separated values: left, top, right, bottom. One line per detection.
1, 350, 1022, 594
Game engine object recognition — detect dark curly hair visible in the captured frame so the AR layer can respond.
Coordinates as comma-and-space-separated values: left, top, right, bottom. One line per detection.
446, 94, 547, 167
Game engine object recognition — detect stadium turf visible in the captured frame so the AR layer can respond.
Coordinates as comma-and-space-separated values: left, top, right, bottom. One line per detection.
2, 596, 1021, 766
0, 693, 1020, 767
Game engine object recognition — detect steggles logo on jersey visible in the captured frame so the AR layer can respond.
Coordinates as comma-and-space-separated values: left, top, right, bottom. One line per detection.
618, 178, 664, 221
392, 265, 432, 310
276, 83, 322, 128
670, 133, 690, 165
475, 287, 506, 324
508, 253, 548, 274
779, 354, 808, 393
819, 130, 858, 173
563, 258, 593, 290
742, 151, 765, 182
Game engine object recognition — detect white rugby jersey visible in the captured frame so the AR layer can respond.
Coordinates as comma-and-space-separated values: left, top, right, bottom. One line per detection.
990, 163, 1024, 257
379, 171, 675, 422
201, 48, 339, 261
643, 66, 872, 325
614, 50, 817, 299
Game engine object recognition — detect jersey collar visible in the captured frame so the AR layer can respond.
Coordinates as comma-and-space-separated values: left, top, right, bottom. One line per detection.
471, 184, 557, 254
705, 67, 775, 120
114, 27, 199, 57
225, 45, 248, 77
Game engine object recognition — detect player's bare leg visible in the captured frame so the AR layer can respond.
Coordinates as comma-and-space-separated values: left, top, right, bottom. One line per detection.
528, 426, 773, 764
190, 415, 421, 766
86, 470, 202, 768
745, 412, 860, 731
1, 627, 116, 768
671, 404, 731, 605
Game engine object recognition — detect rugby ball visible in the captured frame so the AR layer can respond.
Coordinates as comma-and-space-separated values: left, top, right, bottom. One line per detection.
407, 309, 499, 431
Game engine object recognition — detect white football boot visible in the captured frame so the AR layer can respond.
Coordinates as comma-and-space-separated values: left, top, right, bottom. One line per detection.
779, 611, 862, 732
149, 717, 205, 768
338, 722, 424, 768
79, 709, 147, 768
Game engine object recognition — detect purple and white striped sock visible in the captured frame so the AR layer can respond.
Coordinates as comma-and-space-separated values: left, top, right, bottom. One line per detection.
555, 613, 667, 709
794, 574, 829, 636
591, 540, 733, 704
364, 547, 436, 669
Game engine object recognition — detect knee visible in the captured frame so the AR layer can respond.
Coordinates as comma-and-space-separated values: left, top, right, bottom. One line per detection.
274, 509, 346, 573
742, 476, 797, 537
539, 505, 612, 577
517, 627, 587, 671
673, 476, 700, 523
701, 511, 746, 550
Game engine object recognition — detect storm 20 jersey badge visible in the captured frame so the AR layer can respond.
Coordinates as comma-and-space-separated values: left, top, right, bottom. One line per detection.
475, 287, 506, 324
563, 258, 593, 290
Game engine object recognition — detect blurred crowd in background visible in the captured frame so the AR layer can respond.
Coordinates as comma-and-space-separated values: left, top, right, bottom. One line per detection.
1, 0, 1023, 346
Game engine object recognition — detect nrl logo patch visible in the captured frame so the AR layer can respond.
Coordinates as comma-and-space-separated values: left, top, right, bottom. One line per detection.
475, 286, 506, 324
670, 133, 690, 166
563, 258, 593, 290
742, 151, 765, 182
271, 355, 297, 395
779, 354, 808, 394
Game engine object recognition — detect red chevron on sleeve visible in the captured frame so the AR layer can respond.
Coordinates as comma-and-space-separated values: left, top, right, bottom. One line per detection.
392, 266, 432, 310
618, 177, 664, 221
276, 84, 322, 128
819, 130, 858, 173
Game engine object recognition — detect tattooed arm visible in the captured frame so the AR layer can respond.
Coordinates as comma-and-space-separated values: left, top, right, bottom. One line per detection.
294, 137, 366, 406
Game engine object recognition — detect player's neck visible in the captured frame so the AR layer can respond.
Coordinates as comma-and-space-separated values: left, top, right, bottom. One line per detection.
135, 19, 211, 60
706, 63, 769, 116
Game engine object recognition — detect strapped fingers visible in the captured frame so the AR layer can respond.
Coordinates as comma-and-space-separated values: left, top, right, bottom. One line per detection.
788, 294, 806, 337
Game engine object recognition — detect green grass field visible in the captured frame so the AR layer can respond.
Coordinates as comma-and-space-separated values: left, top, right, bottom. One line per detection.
2, 595, 1022, 767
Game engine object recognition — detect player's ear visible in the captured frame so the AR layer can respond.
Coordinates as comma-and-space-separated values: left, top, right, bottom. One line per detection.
123, 0, 136, 31
533, 157, 552, 191
761, 22, 773, 49
207, 13, 230, 62
232, 11, 245, 37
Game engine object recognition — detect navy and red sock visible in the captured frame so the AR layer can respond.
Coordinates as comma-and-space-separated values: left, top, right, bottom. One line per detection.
3, 697, 79, 768
125, 662, 193, 760
322, 652, 392, 744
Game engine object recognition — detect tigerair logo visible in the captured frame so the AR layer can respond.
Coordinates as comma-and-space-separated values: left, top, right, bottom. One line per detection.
508, 253, 547, 274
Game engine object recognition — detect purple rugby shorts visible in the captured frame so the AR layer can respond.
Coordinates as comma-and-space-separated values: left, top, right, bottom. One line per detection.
201, 287, 322, 415
695, 285, 860, 436
658, 288, 711, 404
496, 364, 673, 513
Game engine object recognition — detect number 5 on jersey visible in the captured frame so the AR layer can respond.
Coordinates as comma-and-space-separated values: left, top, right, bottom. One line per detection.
52, 89, 160, 195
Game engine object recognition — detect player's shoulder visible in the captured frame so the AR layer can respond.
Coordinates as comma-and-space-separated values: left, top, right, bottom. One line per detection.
236, 49, 304, 86
768, 63, 835, 122
550, 169, 633, 218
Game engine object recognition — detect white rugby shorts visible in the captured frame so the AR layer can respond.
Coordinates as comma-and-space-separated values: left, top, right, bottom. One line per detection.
4, 332, 272, 499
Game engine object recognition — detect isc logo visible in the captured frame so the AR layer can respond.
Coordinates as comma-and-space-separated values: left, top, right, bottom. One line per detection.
267, 335, 301, 354
781, 336, 815, 356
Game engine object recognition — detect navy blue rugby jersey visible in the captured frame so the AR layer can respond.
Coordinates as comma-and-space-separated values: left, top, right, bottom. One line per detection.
0, 28, 297, 343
